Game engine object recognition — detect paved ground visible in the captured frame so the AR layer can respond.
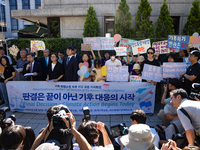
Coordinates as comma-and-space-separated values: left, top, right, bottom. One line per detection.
1, 102, 163, 137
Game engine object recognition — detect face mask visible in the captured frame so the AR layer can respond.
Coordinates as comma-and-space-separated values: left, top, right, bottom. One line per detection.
111, 56, 115, 60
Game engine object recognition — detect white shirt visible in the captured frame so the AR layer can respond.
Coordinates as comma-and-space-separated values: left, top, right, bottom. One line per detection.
52, 63, 56, 71
105, 59, 122, 66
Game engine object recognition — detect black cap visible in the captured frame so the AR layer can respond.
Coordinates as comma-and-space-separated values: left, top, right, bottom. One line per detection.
190, 50, 200, 59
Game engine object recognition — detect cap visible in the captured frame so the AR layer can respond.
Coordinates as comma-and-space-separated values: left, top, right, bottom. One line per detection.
190, 50, 200, 59
132, 63, 140, 70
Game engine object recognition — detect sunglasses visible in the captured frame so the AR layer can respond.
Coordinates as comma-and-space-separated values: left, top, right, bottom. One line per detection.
147, 52, 154, 54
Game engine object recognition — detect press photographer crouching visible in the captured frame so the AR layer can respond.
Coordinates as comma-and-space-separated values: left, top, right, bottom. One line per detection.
158, 78, 181, 127
31, 105, 92, 150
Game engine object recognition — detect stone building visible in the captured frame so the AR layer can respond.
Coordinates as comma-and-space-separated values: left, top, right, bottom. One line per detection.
6, 0, 196, 38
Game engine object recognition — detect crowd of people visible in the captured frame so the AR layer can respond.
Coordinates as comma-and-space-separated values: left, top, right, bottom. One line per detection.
0, 45, 200, 149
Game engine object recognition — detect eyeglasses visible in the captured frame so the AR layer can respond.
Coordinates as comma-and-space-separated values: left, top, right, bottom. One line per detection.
147, 52, 154, 54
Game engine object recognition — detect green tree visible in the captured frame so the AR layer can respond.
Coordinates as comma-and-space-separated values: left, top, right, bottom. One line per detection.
155, 0, 174, 38
135, 0, 155, 38
115, 0, 135, 38
83, 5, 101, 37
182, 0, 200, 35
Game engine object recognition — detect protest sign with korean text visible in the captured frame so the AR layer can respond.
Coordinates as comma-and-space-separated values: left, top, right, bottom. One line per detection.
83, 37, 101, 50
107, 66, 129, 81
9, 45, 19, 56
119, 38, 137, 52
114, 47, 127, 56
132, 39, 151, 55
167, 35, 190, 50
141, 64, 163, 82
100, 37, 115, 50
31, 40, 45, 52
7, 81, 156, 114
81, 44, 92, 51
152, 40, 169, 54
130, 75, 142, 82
162, 62, 187, 78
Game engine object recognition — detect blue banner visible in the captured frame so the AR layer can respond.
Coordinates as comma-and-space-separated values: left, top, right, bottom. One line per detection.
167, 35, 190, 50
6, 82, 156, 114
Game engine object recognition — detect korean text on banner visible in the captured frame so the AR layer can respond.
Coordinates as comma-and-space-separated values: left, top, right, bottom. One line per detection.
83, 37, 101, 50
132, 39, 151, 55
119, 38, 137, 52
106, 66, 129, 81
31, 40, 45, 52
167, 35, 190, 50
6, 82, 156, 114
114, 47, 127, 56
100, 37, 115, 50
152, 40, 169, 54
162, 62, 187, 78
141, 64, 163, 82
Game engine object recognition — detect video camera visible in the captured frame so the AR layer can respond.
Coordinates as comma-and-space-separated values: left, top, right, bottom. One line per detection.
189, 83, 200, 100
52, 105, 70, 129
0, 107, 16, 131
110, 123, 128, 138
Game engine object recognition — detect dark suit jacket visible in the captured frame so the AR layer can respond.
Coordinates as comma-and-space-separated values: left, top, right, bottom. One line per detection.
47, 62, 64, 80
63, 56, 78, 81
22, 61, 43, 81
38, 57, 52, 80
76, 54, 82, 63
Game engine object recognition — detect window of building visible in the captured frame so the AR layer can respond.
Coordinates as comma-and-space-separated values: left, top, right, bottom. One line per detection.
35, 0, 41, 9
22, 0, 30, 9
0, 4, 7, 32
10, 0, 18, 31
104, 16, 115, 37
171, 16, 180, 35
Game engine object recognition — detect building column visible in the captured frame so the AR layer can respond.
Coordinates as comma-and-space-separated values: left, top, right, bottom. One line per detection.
5, 0, 11, 38
17, 0, 24, 30
30, 0, 35, 9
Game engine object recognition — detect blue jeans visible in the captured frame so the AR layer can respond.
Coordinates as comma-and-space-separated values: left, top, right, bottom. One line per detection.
0, 82, 9, 107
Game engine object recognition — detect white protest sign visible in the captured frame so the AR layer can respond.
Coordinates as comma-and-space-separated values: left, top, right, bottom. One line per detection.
114, 47, 127, 56
132, 39, 151, 55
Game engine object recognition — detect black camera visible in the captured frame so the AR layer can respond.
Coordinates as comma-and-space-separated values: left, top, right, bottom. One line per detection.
82, 107, 91, 122
0, 107, 16, 130
52, 106, 70, 129
110, 123, 128, 138
189, 83, 200, 100
172, 133, 184, 141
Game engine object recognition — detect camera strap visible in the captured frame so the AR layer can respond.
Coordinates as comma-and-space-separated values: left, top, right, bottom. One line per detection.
179, 108, 192, 124
171, 123, 179, 134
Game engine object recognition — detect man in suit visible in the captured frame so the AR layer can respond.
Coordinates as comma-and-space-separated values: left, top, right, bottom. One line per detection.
22, 53, 43, 81
38, 49, 52, 80
63, 46, 78, 81
72, 46, 82, 63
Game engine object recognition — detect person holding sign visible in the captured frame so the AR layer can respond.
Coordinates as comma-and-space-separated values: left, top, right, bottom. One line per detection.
0, 56, 15, 108
46, 53, 64, 82
91, 59, 106, 82
98, 51, 110, 66
105, 50, 122, 66
141, 47, 160, 84
180, 50, 200, 95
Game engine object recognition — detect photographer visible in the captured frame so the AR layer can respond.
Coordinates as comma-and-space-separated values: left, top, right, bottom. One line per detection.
158, 104, 184, 146
180, 50, 200, 95
158, 78, 181, 127
75, 121, 114, 150
31, 105, 92, 150
170, 89, 200, 146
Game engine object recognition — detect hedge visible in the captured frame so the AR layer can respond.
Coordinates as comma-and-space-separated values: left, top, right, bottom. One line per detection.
7, 37, 168, 64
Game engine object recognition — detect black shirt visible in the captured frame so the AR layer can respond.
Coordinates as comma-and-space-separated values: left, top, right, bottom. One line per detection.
141, 58, 160, 72
0, 66, 15, 82
182, 62, 200, 94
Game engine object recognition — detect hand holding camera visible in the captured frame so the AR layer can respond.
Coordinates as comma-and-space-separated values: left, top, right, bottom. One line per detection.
62, 113, 76, 129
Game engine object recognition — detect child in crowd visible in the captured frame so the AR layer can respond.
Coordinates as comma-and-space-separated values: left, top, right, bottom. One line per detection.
79, 53, 94, 82
91, 59, 106, 82
130, 63, 141, 76
98, 51, 110, 66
